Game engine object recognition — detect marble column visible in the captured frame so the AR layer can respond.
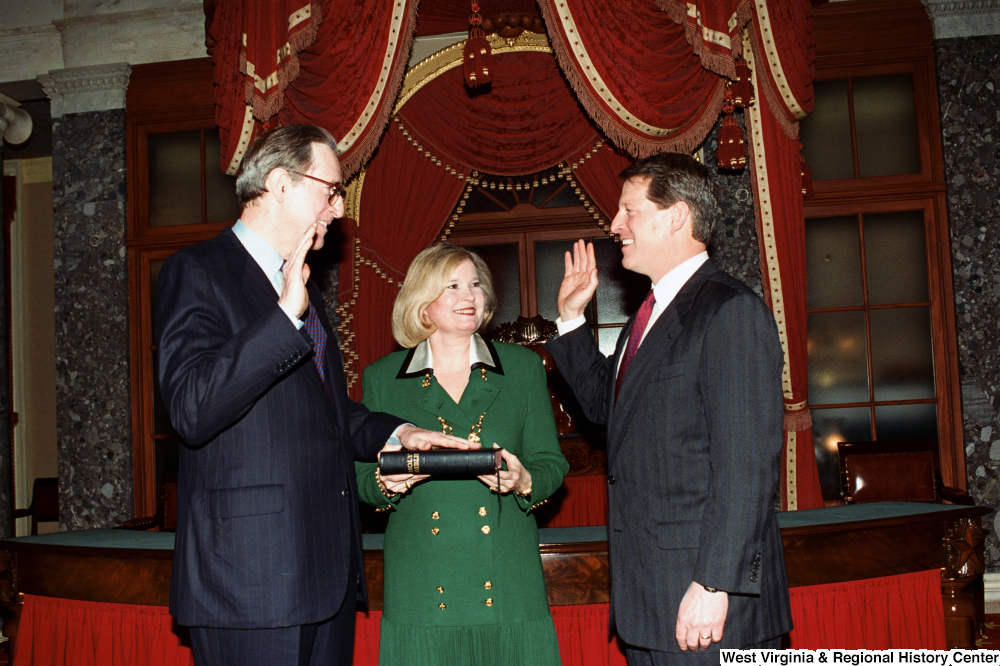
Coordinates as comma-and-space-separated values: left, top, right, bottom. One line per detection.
39, 63, 132, 530
933, 23, 1000, 566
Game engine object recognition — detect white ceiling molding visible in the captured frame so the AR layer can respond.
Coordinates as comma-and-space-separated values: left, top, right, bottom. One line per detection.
923, 0, 1000, 39
38, 63, 131, 118
0, 2, 203, 89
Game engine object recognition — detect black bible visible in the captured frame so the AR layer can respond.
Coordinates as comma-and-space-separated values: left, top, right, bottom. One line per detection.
377, 449, 503, 476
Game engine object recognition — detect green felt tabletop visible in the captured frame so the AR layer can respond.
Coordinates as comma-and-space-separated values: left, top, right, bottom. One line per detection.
0, 503, 977, 551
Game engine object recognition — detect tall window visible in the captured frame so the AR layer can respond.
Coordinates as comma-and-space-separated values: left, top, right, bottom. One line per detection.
448, 175, 645, 357
126, 59, 233, 517
800, 2, 961, 501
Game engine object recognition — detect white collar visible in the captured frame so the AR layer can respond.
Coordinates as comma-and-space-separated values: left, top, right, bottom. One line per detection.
652, 251, 709, 308
403, 333, 499, 376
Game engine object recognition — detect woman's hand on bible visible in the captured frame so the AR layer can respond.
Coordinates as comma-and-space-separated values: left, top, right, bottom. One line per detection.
477, 444, 532, 495
379, 470, 428, 494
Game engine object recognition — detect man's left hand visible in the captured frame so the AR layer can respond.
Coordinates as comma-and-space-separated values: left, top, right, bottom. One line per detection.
676, 581, 728, 651
393, 424, 478, 451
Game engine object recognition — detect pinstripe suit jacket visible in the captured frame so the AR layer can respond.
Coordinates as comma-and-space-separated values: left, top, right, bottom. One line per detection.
546, 259, 792, 652
155, 227, 402, 629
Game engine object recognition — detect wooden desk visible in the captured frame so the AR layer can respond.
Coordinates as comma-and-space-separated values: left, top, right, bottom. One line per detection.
0, 502, 989, 656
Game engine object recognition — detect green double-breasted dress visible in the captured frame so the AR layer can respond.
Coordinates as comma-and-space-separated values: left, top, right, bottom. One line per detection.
356, 337, 569, 666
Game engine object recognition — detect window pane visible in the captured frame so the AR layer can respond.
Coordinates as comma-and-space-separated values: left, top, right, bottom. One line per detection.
864, 211, 928, 305
869, 307, 935, 402
594, 237, 649, 324
799, 79, 853, 180
535, 239, 593, 325
598, 326, 623, 358
875, 403, 937, 441
464, 243, 520, 332
853, 75, 920, 177
811, 407, 872, 501
807, 311, 869, 405
540, 182, 585, 208
805, 216, 864, 309
205, 130, 239, 224
148, 131, 202, 226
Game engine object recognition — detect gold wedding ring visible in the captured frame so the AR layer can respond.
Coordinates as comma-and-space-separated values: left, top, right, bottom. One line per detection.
405, 480, 412, 490
699, 634, 711, 640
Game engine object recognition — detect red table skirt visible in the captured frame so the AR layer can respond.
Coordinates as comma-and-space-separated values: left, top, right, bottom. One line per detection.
13, 569, 946, 666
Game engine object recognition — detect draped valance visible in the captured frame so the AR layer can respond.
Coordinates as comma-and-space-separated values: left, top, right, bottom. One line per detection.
208, 0, 823, 510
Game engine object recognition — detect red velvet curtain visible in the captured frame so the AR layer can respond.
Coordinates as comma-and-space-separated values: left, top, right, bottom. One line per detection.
211, 0, 417, 176
787, 570, 948, 649
337, 51, 613, 398
656, 0, 754, 78
335, 123, 469, 396
396, 51, 600, 175
537, 0, 726, 157
745, 0, 823, 510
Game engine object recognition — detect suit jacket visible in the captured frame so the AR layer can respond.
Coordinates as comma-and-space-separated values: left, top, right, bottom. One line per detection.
155, 227, 403, 629
546, 259, 792, 652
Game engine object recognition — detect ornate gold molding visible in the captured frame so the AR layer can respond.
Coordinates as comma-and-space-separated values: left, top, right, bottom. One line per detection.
394, 32, 553, 115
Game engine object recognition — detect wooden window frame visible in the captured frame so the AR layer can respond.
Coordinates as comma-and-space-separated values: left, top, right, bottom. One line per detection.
807, 0, 962, 490
126, 58, 225, 517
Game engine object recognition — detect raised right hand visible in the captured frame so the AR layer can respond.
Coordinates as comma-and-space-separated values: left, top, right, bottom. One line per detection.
277, 224, 317, 319
557, 239, 599, 321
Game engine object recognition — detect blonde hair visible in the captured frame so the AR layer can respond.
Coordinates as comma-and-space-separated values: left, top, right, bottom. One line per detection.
392, 244, 496, 348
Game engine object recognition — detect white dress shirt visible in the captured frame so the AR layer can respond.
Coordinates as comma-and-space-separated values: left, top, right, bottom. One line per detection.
232, 220, 303, 329
556, 251, 709, 370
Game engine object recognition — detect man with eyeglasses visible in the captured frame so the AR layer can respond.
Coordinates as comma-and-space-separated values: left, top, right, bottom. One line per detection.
155, 124, 472, 666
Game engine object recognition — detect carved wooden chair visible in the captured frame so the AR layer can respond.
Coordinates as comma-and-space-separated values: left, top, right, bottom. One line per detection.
12, 477, 59, 535
118, 471, 178, 531
838, 438, 973, 505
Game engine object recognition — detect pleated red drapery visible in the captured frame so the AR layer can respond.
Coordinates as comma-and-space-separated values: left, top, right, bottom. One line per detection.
334, 122, 469, 393
656, 0, 755, 79
12, 569, 946, 666
741, 1, 822, 510
210, 0, 417, 176
536, 0, 726, 158
786, 569, 948, 649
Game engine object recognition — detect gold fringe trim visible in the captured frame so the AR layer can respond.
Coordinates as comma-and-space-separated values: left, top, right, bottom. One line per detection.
339, 0, 419, 179
655, 0, 755, 80
241, 2, 323, 123
538, 0, 727, 158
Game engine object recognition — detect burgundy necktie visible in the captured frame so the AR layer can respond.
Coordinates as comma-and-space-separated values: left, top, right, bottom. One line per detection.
614, 289, 656, 404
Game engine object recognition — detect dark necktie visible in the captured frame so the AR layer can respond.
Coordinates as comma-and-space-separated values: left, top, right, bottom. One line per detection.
615, 289, 656, 404
303, 302, 334, 402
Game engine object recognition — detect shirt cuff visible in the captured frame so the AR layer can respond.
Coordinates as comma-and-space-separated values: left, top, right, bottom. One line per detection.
279, 303, 304, 330
387, 424, 414, 449
556, 315, 587, 336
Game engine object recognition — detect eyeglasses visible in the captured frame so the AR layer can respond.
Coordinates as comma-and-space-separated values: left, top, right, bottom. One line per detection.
291, 170, 346, 205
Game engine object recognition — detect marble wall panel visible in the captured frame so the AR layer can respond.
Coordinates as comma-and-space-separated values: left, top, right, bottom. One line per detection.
52, 109, 131, 530
935, 34, 1000, 569
705, 110, 761, 296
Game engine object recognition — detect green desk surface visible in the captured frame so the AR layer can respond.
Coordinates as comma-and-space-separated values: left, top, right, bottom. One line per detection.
2, 502, 979, 552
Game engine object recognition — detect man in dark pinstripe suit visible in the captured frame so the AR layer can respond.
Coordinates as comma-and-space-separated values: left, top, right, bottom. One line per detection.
546, 152, 792, 664
155, 125, 469, 666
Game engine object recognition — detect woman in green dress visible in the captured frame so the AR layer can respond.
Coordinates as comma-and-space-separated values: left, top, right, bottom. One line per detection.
356, 243, 569, 666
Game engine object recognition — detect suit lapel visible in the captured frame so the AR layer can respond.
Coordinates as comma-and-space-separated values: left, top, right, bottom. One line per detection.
607, 260, 720, 469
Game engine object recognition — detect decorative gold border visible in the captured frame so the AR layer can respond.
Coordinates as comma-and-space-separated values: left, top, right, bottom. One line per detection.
752, 0, 805, 120
551, 2, 679, 137
744, 38, 797, 510
393, 32, 553, 115
338, 1, 411, 155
